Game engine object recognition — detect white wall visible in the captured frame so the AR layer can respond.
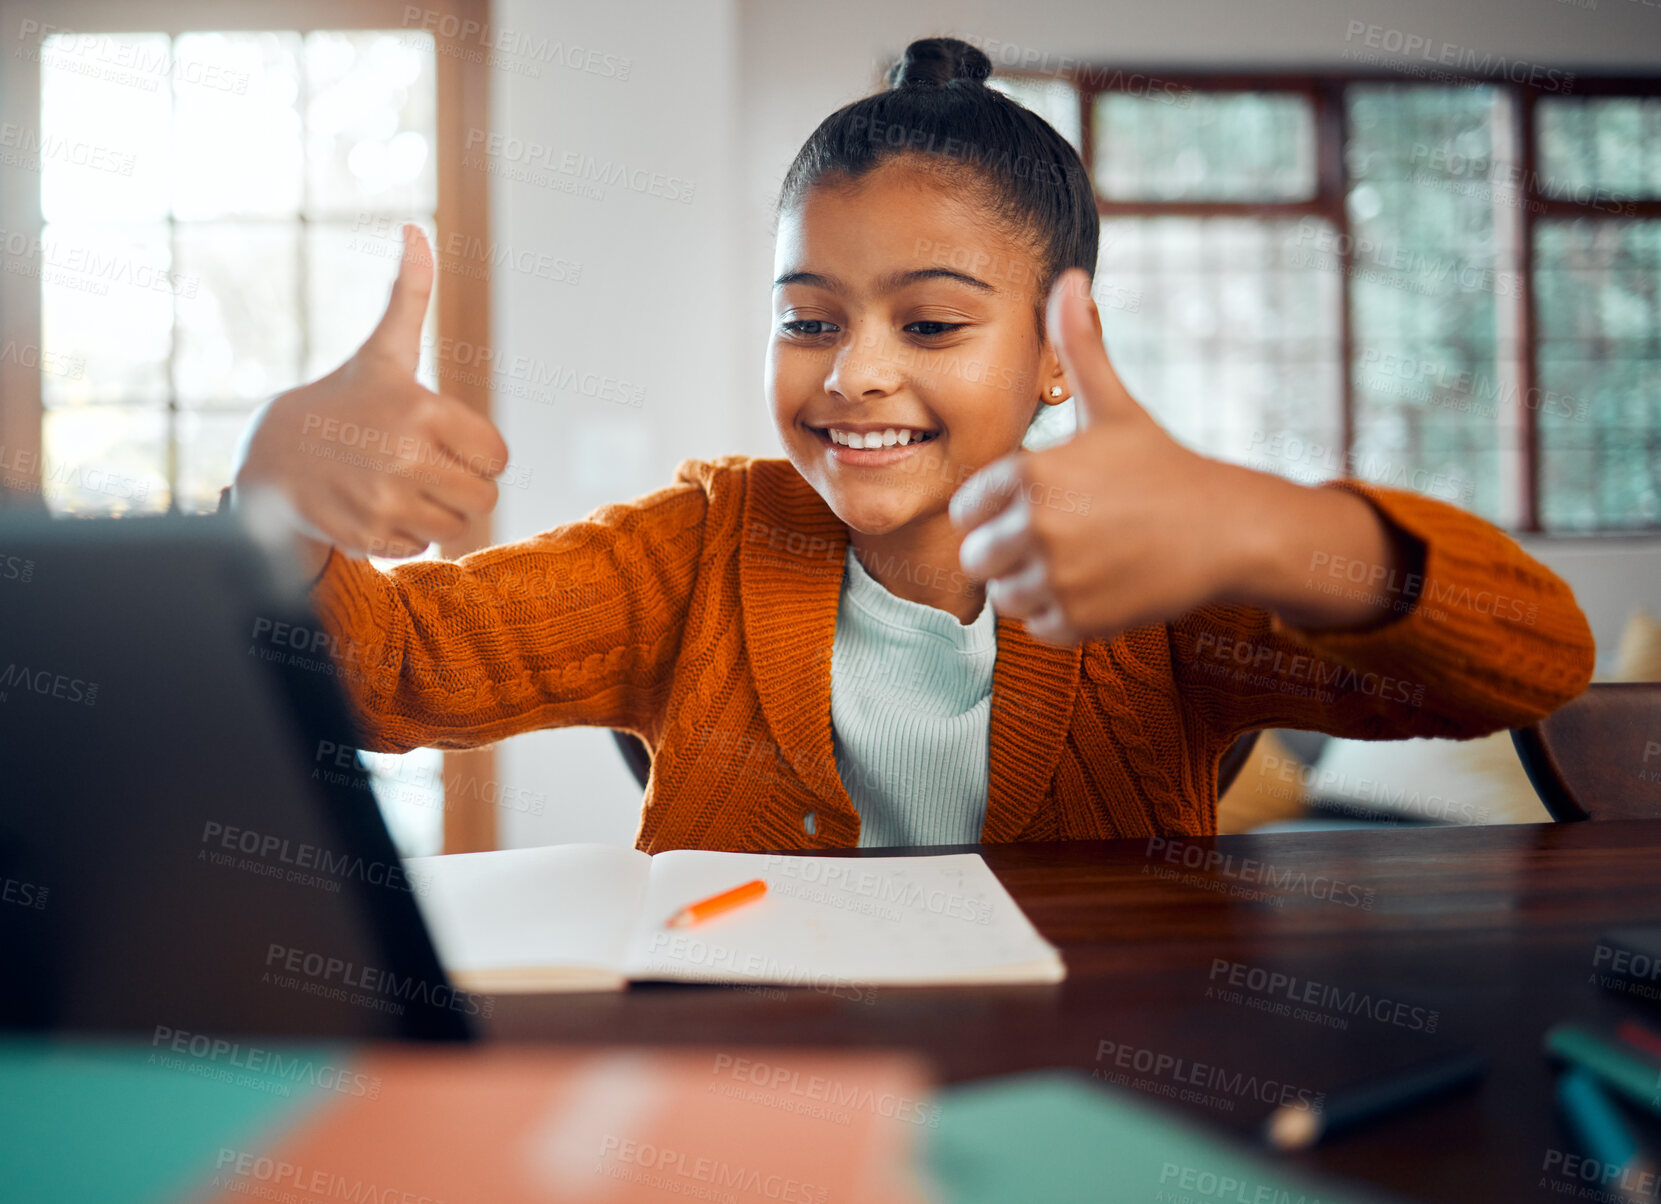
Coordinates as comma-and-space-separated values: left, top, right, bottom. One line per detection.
489, 0, 1661, 849
1522, 537, 1661, 668
488, 0, 752, 847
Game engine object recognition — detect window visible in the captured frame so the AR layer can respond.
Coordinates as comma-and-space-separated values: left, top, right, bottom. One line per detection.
996, 72, 1661, 533
33, 29, 438, 515
1534, 96, 1661, 529
21, 26, 444, 858
1, 0, 498, 855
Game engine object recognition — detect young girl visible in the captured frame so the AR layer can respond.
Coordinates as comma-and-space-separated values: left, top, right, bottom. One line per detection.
230, 38, 1595, 853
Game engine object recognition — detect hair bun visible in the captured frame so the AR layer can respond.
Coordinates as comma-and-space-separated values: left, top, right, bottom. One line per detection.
886, 37, 993, 89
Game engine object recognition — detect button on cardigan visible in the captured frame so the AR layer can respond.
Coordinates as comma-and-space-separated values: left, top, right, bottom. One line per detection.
306, 455, 1597, 853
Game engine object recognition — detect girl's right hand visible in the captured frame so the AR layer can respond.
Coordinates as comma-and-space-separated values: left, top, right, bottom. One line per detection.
232, 223, 509, 575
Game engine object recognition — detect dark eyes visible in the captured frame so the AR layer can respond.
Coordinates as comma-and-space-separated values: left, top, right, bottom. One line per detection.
905, 321, 963, 337
781, 319, 838, 337
778, 319, 966, 339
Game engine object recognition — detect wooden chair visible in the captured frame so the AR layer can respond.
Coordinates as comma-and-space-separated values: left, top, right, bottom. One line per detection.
614, 730, 653, 791
1216, 729, 1259, 799
612, 729, 1262, 798
1511, 682, 1661, 821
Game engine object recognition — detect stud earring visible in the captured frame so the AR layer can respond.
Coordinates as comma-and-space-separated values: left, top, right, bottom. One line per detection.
1047, 385, 1066, 401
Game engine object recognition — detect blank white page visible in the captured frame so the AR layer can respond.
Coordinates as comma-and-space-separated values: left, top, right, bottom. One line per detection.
620, 851, 1064, 986
407, 844, 651, 985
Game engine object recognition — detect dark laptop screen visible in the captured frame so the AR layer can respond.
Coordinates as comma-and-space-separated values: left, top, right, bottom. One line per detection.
0, 513, 471, 1041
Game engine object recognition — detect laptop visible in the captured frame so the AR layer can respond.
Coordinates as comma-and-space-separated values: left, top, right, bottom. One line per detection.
0, 509, 471, 1041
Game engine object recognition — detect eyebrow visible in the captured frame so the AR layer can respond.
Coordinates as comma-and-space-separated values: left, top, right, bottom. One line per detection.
772, 267, 996, 293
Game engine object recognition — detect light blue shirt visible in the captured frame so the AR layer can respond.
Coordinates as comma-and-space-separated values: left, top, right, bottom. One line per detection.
830, 547, 998, 847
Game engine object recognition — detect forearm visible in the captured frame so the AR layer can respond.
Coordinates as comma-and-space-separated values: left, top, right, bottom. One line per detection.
1220, 466, 1424, 633
292, 537, 332, 583
306, 548, 617, 752
1175, 476, 1596, 743
219, 483, 334, 582
307, 482, 709, 751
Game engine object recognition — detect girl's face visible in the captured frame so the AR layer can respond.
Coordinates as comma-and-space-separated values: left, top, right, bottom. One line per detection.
768, 159, 1063, 537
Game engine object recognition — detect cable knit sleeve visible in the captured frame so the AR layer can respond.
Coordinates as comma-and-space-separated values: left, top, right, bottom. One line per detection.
303, 464, 715, 753
1168, 478, 1596, 751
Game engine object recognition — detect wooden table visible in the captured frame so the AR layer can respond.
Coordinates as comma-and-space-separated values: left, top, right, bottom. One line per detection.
486, 820, 1661, 1203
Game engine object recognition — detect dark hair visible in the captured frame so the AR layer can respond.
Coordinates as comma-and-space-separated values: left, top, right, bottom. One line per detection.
777, 36, 1099, 330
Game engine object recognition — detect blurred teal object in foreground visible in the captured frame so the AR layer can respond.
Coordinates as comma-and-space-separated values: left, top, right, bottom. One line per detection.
0, 1038, 338, 1204
1557, 1068, 1640, 1173
4, 1042, 1416, 1203
922, 1071, 1401, 1204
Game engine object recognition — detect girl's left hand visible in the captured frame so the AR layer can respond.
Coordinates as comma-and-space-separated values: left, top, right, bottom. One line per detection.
950, 268, 1286, 646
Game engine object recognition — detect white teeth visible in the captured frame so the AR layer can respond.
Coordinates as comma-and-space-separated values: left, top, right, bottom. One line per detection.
824, 427, 932, 448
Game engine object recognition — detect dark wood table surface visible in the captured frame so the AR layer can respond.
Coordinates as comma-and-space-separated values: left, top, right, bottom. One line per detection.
485, 820, 1661, 1204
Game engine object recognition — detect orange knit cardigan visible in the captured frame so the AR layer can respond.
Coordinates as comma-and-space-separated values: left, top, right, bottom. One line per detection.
308, 456, 1596, 852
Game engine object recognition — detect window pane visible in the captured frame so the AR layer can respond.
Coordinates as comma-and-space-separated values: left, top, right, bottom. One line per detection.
307, 220, 438, 384
39, 407, 169, 514
1093, 91, 1315, 201
990, 77, 1081, 151
1536, 219, 1661, 530
1098, 218, 1342, 465
175, 224, 301, 406
40, 224, 174, 407
1538, 96, 1661, 201
30, 27, 451, 816
304, 31, 436, 218
176, 409, 254, 514
1346, 85, 1523, 524
39, 33, 171, 222
172, 32, 304, 220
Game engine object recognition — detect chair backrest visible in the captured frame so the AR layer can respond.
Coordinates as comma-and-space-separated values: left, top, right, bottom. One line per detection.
614, 728, 1265, 807
614, 730, 652, 791
1216, 730, 1260, 799
1511, 682, 1661, 821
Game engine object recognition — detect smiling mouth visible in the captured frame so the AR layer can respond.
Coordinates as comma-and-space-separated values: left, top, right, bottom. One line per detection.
814, 426, 939, 449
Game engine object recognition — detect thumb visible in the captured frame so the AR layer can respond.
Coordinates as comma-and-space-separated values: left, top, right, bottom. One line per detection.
1047, 268, 1143, 431
362, 223, 434, 373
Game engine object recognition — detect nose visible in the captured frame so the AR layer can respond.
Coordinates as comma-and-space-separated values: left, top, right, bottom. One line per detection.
824, 325, 901, 404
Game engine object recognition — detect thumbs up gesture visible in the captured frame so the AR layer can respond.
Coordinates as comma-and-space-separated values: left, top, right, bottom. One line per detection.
951, 268, 1282, 645
232, 224, 509, 574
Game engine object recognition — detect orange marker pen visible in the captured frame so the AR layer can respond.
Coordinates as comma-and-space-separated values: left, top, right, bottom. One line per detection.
666, 878, 768, 928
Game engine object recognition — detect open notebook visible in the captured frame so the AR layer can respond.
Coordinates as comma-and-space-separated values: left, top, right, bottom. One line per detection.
405, 844, 1065, 993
